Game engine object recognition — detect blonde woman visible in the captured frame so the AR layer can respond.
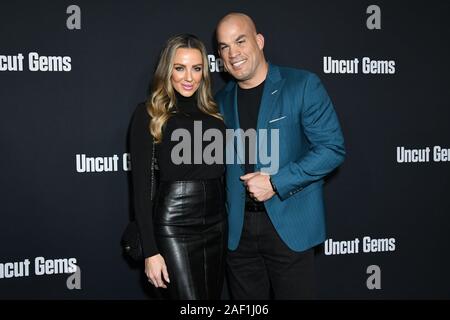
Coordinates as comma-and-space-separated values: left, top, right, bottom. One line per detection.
129, 34, 226, 299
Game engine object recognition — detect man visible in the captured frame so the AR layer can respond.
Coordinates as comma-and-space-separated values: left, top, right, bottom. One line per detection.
215, 13, 345, 299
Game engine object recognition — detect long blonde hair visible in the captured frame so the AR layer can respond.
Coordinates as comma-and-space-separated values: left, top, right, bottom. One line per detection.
146, 34, 222, 143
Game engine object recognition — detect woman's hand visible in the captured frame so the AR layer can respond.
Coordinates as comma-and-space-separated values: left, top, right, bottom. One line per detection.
144, 254, 170, 288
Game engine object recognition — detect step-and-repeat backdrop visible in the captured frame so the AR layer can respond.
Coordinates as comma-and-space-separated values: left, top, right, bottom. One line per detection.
1, 0, 449, 299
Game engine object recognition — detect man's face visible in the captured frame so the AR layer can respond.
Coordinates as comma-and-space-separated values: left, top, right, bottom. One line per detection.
217, 18, 264, 83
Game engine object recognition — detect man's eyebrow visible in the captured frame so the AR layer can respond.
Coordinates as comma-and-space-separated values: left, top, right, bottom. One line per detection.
218, 34, 246, 47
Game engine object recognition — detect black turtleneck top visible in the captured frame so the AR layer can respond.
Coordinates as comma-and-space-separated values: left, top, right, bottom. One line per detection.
158, 92, 226, 181
129, 92, 225, 258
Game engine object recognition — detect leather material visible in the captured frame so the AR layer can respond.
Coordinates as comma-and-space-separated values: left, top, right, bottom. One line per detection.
153, 179, 227, 300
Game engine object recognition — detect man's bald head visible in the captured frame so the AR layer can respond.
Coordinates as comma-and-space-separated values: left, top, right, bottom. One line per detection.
216, 13, 257, 37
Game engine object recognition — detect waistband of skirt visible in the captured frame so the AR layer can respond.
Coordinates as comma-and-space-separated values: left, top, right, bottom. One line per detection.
159, 178, 222, 186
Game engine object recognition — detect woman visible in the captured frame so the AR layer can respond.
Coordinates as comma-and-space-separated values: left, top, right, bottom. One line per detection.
129, 34, 227, 300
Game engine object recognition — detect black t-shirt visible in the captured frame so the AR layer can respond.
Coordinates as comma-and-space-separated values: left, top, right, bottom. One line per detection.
237, 81, 265, 174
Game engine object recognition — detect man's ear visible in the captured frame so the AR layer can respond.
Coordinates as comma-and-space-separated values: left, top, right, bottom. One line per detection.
256, 33, 265, 50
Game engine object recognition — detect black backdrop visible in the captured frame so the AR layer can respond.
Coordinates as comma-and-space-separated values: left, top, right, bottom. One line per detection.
1, 0, 449, 299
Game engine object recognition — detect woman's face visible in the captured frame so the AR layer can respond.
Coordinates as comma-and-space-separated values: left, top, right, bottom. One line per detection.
171, 48, 203, 97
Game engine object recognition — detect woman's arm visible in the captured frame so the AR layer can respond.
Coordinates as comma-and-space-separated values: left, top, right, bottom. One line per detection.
129, 103, 159, 258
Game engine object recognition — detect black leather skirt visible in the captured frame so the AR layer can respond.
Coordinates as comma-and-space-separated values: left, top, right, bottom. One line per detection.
153, 178, 227, 300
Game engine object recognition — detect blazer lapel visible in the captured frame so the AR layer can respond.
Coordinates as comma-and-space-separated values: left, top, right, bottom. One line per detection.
255, 64, 285, 171
224, 64, 285, 173
224, 84, 245, 170
256, 64, 285, 131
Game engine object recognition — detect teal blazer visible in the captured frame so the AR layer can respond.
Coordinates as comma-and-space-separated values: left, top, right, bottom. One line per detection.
215, 63, 345, 252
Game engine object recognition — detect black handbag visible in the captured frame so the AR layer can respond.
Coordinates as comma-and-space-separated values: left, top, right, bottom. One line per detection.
121, 140, 157, 261
121, 220, 142, 261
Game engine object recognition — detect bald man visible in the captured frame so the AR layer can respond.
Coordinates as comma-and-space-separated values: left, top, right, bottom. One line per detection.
215, 13, 346, 299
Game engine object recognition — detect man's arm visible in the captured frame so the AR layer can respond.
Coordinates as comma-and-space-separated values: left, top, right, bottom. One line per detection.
270, 73, 346, 200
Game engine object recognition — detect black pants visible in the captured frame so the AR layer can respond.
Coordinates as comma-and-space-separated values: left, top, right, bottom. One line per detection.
226, 210, 315, 300
154, 179, 227, 300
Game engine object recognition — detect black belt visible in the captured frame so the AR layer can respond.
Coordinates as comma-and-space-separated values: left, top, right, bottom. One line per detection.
245, 203, 266, 212
245, 193, 266, 212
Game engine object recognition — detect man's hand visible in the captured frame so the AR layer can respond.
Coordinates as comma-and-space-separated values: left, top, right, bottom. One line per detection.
240, 172, 276, 202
